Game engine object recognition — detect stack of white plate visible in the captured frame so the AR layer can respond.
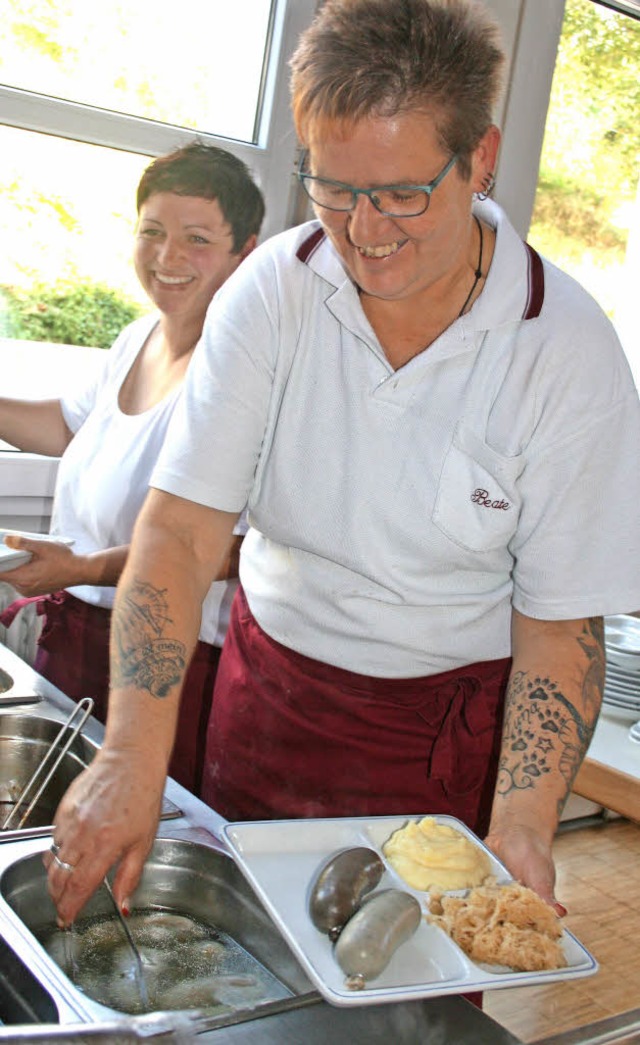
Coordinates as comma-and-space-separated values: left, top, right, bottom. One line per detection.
604, 615, 640, 742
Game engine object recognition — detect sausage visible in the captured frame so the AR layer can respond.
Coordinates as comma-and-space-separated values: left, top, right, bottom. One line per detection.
308, 846, 385, 941
334, 888, 422, 989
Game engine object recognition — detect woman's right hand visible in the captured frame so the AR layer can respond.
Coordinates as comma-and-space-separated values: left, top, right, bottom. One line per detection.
44, 746, 166, 926
2, 536, 82, 597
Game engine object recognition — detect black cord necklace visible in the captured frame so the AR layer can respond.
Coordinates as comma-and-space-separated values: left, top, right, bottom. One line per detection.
457, 214, 484, 318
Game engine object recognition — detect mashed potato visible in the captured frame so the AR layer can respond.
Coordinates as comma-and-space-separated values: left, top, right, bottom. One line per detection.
382, 816, 492, 891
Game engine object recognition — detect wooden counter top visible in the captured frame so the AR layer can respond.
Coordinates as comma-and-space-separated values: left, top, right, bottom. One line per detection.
573, 756, 640, 823
572, 710, 640, 822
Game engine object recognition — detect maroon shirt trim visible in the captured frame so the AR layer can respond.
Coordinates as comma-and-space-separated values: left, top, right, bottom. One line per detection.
295, 225, 546, 322
523, 243, 545, 320
295, 225, 326, 263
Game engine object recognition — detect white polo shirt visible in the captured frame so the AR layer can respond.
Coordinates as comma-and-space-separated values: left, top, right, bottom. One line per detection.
152, 201, 640, 677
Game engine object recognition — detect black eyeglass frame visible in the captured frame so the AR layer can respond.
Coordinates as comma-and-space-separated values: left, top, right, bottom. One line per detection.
296, 152, 459, 217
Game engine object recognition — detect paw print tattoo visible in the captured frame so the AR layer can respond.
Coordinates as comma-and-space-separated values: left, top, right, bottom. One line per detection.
497, 672, 593, 798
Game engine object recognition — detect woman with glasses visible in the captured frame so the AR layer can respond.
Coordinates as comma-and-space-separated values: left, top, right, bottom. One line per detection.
48, 0, 640, 933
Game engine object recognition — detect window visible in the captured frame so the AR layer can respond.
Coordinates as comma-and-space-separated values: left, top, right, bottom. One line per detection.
0, 0, 317, 353
0, 0, 316, 477
527, 0, 640, 383
0, 1, 275, 143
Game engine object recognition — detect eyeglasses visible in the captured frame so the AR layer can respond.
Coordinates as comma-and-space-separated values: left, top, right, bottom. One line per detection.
297, 152, 458, 218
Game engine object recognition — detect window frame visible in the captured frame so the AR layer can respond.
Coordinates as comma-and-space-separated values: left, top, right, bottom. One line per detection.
0, 0, 318, 244
0, 0, 317, 505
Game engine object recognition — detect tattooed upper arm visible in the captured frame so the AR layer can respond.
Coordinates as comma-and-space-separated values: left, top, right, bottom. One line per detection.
576, 616, 605, 719
111, 578, 187, 698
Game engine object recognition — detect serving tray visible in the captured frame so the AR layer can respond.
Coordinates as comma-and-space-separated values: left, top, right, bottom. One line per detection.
223, 814, 597, 1007
0, 531, 75, 574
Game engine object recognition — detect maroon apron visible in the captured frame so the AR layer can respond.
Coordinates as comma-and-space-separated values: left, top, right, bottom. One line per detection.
203, 587, 511, 837
1, 590, 221, 797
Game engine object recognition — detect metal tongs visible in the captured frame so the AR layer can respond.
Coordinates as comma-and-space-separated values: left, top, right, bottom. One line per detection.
1, 697, 94, 831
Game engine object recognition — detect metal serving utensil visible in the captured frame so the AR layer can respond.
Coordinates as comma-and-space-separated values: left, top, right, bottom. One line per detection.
102, 876, 151, 1011
1, 697, 94, 831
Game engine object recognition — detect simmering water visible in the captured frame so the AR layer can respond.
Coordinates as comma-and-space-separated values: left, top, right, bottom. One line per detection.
39, 907, 291, 1016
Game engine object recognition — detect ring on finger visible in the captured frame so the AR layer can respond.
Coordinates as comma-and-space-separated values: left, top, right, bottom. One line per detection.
50, 841, 62, 857
52, 853, 75, 874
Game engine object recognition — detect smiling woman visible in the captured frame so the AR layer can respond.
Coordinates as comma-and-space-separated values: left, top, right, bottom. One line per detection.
0, 142, 265, 798
133, 197, 241, 344
39, 0, 640, 942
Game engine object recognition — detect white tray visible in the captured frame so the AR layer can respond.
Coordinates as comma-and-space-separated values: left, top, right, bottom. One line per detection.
0, 544, 32, 572
222, 814, 597, 1007
0, 531, 74, 574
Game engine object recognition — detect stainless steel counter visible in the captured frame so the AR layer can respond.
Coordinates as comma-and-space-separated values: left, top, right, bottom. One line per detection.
0, 642, 524, 1045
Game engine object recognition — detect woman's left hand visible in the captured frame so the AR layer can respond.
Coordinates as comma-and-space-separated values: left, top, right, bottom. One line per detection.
1, 536, 81, 596
483, 823, 565, 915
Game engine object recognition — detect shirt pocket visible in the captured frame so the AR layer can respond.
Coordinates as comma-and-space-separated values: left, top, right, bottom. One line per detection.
432, 422, 524, 552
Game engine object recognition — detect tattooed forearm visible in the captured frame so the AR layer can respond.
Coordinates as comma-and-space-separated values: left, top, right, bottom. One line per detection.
497, 618, 605, 814
111, 579, 187, 698
576, 616, 605, 718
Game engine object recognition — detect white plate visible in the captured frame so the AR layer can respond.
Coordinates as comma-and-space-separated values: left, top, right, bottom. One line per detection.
0, 531, 74, 574
602, 672, 635, 698
605, 664, 640, 687
603, 685, 640, 706
222, 814, 597, 1007
605, 615, 640, 655
604, 686, 640, 704
605, 648, 640, 673
600, 703, 640, 725
604, 679, 640, 699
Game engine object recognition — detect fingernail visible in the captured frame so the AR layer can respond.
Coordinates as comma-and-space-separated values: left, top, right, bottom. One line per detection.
554, 902, 568, 917
121, 901, 131, 917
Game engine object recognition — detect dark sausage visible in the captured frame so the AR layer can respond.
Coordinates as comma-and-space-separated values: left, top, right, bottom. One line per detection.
308, 846, 385, 941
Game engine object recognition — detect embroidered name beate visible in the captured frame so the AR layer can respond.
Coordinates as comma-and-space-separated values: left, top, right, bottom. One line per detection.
471, 488, 510, 510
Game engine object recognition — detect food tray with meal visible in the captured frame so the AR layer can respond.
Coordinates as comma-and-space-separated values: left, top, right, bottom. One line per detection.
222, 814, 597, 1007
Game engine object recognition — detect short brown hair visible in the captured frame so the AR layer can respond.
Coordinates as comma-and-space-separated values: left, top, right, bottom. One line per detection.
136, 140, 265, 253
290, 0, 505, 178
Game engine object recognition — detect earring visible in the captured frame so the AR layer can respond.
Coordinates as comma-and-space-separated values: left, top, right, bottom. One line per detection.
476, 171, 495, 201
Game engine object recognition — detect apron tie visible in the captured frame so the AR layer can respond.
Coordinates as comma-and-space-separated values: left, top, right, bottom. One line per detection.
0, 593, 54, 628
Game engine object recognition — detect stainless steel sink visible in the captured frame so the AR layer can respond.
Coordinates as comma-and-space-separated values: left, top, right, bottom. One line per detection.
0, 648, 314, 1036
0, 712, 96, 839
0, 834, 316, 1028
0, 660, 40, 707
0, 933, 58, 1025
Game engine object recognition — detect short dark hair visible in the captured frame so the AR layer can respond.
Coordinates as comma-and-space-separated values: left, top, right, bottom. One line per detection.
136, 140, 265, 252
290, 0, 505, 179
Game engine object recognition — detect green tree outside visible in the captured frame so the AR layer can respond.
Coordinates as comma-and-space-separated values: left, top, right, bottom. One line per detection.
529, 0, 640, 317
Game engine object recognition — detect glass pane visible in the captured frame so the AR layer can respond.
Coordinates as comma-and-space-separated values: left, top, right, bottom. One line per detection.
0, 0, 274, 143
0, 125, 150, 305
0, 126, 153, 446
0, 125, 151, 347
528, 0, 640, 386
